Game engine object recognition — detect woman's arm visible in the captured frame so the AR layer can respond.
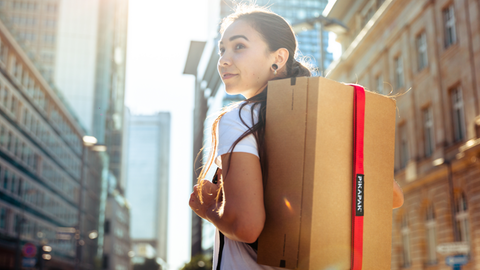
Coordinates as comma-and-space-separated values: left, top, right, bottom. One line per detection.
205, 152, 265, 243
393, 179, 404, 209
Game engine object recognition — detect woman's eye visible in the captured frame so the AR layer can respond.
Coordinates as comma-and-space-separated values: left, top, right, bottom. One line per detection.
218, 48, 225, 55
235, 43, 245, 50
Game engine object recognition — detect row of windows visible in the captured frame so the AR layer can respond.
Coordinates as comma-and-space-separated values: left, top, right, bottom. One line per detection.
0, 117, 80, 202
10, 1, 58, 13
1, 38, 82, 156
397, 86, 465, 169
10, 16, 57, 28
0, 205, 75, 257
0, 121, 40, 172
372, 4, 457, 93
0, 161, 78, 225
0, 80, 81, 179
398, 194, 470, 267
16, 33, 56, 44
42, 160, 79, 203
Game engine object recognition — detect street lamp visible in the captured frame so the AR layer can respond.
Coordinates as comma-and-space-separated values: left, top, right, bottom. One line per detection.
75, 136, 106, 270
432, 158, 459, 242
291, 15, 348, 76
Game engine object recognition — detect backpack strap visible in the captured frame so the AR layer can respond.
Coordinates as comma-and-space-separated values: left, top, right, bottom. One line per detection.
216, 231, 225, 270
349, 84, 365, 270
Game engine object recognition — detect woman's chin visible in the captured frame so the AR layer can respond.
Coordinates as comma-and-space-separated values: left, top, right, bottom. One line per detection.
224, 86, 244, 96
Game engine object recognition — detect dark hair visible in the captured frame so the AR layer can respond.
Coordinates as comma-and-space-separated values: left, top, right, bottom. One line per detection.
196, 4, 312, 203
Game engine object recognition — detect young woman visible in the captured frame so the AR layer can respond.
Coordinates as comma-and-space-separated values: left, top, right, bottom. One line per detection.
189, 5, 405, 269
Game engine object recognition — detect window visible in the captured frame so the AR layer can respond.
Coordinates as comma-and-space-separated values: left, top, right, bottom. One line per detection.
394, 56, 404, 89
15, 63, 23, 82
22, 73, 30, 88
399, 124, 409, 169
401, 215, 411, 268
13, 214, 20, 236
423, 107, 434, 157
0, 125, 5, 147
10, 95, 17, 115
43, 34, 56, 44
0, 39, 7, 64
0, 85, 8, 108
46, 3, 57, 13
416, 31, 428, 71
443, 4, 457, 48
451, 87, 465, 142
2, 169, 8, 190
104, 220, 110, 234
10, 173, 17, 194
455, 193, 470, 249
45, 19, 57, 28
376, 75, 384, 94
0, 207, 6, 229
425, 205, 437, 264
42, 52, 54, 62
7, 132, 14, 153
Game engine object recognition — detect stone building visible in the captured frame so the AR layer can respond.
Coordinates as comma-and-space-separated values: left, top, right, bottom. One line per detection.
325, 0, 480, 268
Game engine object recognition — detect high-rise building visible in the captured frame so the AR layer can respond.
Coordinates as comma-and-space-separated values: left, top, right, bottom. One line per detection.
0, 1, 130, 269
126, 112, 171, 264
0, 0, 129, 185
325, 0, 480, 268
103, 171, 131, 270
0, 16, 103, 269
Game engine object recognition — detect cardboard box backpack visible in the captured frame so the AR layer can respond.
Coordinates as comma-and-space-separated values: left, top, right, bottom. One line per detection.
257, 76, 396, 270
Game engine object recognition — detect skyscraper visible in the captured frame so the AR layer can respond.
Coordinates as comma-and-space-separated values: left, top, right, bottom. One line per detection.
126, 112, 170, 264
0, 16, 103, 269
0, 0, 129, 185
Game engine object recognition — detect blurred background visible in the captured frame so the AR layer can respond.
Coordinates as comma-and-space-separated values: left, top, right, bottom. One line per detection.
0, 0, 479, 269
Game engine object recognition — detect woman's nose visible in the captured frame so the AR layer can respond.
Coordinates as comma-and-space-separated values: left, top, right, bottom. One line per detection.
218, 53, 231, 67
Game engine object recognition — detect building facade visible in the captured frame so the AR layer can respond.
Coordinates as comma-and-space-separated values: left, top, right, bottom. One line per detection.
0, 15, 103, 270
325, 0, 480, 268
102, 171, 131, 270
0, 0, 129, 186
125, 113, 170, 264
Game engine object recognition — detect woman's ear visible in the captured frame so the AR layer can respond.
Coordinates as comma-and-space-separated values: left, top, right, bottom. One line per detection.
274, 48, 289, 70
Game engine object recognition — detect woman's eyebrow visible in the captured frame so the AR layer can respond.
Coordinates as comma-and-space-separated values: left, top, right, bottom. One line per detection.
219, 35, 249, 45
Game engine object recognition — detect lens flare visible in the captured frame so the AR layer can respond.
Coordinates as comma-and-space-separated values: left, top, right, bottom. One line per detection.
284, 197, 292, 212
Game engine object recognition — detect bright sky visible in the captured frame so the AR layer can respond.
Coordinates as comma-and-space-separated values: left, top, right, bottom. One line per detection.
126, 0, 210, 269
125, 1, 340, 269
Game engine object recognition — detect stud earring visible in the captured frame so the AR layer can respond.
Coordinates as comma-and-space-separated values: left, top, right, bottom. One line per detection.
272, 64, 278, 76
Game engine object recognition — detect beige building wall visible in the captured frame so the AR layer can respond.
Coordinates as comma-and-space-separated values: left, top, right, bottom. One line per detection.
325, 0, 480, 269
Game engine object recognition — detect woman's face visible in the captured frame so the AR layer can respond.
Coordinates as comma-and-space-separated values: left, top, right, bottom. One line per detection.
218, 20, 276, 99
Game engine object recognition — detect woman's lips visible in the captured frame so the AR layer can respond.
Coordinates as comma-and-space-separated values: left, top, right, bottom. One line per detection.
223, 74, 237, 80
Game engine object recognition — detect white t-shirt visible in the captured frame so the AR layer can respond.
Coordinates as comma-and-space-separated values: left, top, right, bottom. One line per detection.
212, 102, 282, 270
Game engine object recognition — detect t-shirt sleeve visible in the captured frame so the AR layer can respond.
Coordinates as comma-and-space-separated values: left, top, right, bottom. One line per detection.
214, 106, 259, 168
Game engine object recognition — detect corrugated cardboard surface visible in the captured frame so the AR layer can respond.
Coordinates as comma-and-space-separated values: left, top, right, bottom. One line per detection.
258, 78, 309, 269
257, 77, 396, 270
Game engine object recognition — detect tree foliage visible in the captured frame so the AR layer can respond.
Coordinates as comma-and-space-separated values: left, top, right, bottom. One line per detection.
180, 254, 212, 270
133, 258, 161, 270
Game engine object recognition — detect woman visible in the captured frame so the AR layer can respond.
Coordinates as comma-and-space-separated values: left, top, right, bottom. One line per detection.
189, 4, 404, 269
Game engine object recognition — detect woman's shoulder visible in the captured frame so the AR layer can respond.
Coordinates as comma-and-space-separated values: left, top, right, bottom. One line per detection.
221, 101, 259, 123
